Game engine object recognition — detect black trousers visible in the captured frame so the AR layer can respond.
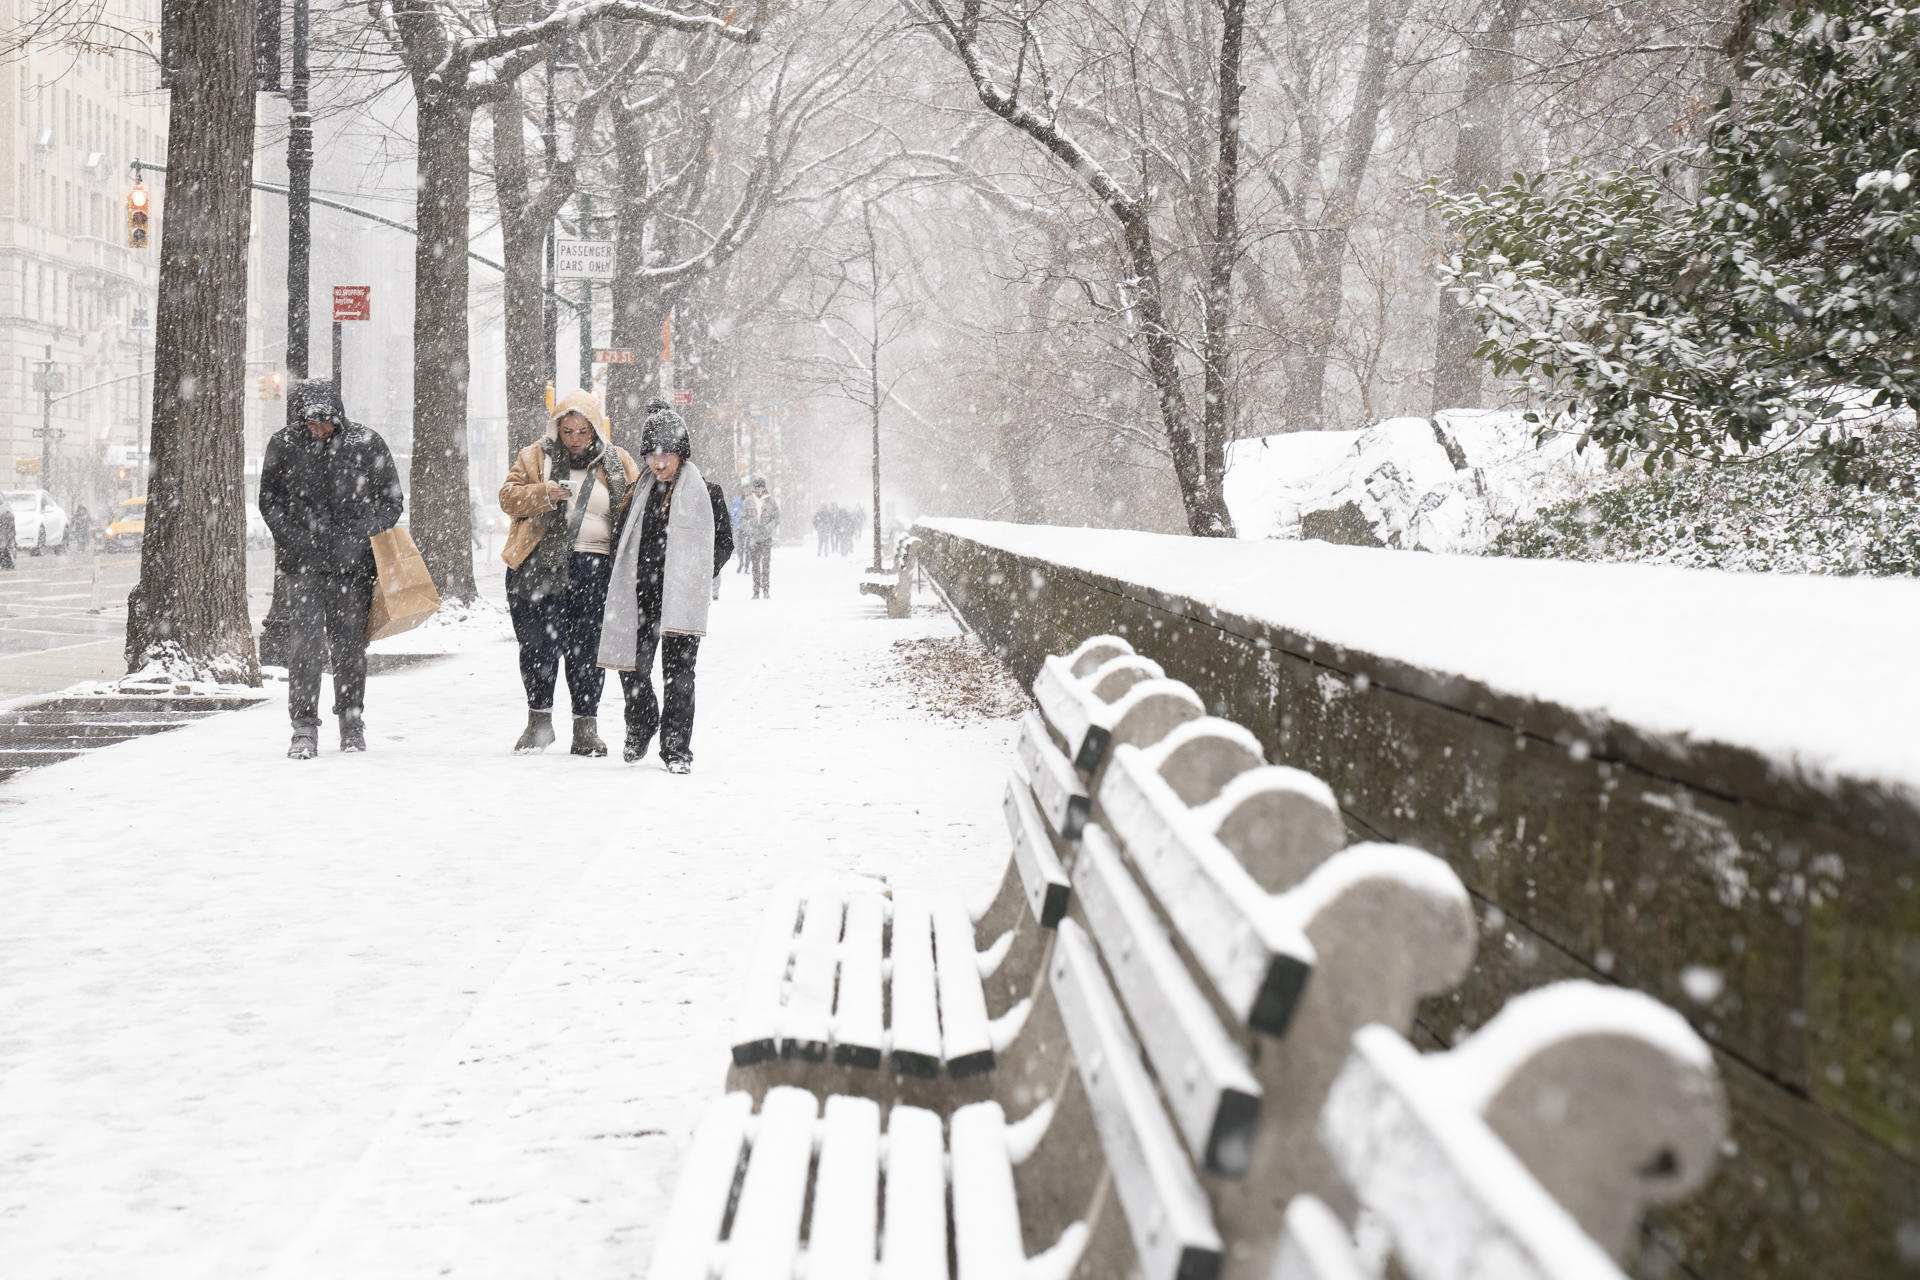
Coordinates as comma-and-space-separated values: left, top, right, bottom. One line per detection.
619, 618, 701, 764
507, 552, 612, 715
749, 541, 772, 595
286, 570, 373, 728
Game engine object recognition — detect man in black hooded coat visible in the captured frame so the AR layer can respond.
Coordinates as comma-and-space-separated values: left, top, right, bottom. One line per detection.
258, 379, 404, 759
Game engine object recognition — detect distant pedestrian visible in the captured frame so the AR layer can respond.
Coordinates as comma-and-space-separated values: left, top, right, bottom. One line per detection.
70, 504, 92, 554
814, 505, 830, 556
598, 399, 734, 773
499, 389, 638, 757
744, 476, 779, 599
258, 378, 404, 760
733, 481, 752, 574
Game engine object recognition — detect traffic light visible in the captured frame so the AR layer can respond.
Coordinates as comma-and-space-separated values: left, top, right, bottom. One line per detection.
271, 371, 284, 399
258, 374, 271, 400
127, 184, 150, 249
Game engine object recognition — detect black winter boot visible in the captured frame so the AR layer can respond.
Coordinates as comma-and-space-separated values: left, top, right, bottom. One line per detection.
571, 716, 608, 758
622, 730, 650, 764
515, 709, 556, 754
288, 727, 319, 760
340, 710, 366, 753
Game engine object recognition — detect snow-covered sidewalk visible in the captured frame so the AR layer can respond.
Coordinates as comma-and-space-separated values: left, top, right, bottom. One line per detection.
0, 548, 1014, 1279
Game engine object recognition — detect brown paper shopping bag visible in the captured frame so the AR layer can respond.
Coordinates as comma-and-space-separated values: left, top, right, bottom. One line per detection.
367, 525, 442, 641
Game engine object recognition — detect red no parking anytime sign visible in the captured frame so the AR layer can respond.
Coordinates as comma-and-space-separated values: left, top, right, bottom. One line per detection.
332, 286, 371, 322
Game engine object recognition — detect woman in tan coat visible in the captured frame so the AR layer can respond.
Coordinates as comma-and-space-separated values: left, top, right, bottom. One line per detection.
499, 389, 640, 756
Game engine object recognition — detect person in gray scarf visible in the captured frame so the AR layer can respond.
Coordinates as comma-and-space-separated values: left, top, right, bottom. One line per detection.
500, 390, 639, 756
597, 399, 733, 773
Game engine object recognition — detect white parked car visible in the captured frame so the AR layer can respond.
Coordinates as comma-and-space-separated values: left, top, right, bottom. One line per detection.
4, 489, 68, 555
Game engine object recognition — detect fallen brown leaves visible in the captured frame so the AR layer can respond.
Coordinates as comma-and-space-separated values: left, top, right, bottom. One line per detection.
875, 635, 1032, 724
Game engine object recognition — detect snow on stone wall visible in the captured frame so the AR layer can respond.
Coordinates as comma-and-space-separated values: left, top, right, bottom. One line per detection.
1224, 411, 1618, 553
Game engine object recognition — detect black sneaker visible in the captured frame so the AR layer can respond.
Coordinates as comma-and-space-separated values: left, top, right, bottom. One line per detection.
288, 728, 319, 760
664, 759, 691, 775
623, 732, 650, 764
340, 712, 366, 753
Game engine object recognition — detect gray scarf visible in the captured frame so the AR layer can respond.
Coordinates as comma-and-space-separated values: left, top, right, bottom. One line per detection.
598, 460, 715, 668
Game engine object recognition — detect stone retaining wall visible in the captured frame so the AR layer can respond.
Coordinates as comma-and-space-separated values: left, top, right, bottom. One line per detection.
915, 519, 1920, 1280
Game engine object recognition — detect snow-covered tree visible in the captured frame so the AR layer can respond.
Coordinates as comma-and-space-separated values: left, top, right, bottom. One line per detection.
1436, 1, 1920, 471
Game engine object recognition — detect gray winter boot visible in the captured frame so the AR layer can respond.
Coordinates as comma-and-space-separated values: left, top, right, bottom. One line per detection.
514, 709, 556, 754
339, 710, 366, 753
571, 716, 608, 758
288, 727, 319, 760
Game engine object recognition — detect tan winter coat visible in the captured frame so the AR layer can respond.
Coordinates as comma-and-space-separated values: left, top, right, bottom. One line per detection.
499, 389, 639, 570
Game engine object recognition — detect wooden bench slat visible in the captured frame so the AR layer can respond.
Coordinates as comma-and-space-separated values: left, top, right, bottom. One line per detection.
833, 894, 886, 1068
1032, 654, 1107, 771
1051, 919, 1224, 1280
1017, 709, 1091, 839
645, 1092, 753, 1280
720, 1087, 819, 1280
783, 891, 844, 1062
933, 899, 995, 1078
1267, 1196, 1372, 1280
731, 891, 801, 1067
1075, 826, 1262, 1177
888, 893, 942, 1076
1099, 747, 1316, 1035
1003, 769, 1071, 929
951, 1101, 1028, 1280
882, 1104, 951, 1280
1320, 1027, 1626, 1280
808, 1095, 882, 1279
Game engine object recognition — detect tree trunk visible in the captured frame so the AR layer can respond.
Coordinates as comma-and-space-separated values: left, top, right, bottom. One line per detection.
1431, 1, 1521, 413
409, 87, 478, 602
1280, 232, 1345, 430
1203, 0, 1248, 500
605, 113, 659, 458
493, 92, 552, 462
125, 0, 259, 682
1280, 0, 1408, 432
1125, 215, 1235, 536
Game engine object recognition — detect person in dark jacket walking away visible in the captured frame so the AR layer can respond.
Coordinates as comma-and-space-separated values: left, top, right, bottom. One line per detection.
499, 389, 640, 756
598, 399, 732, 773
743, 475, 779, 598
258, 379, 404, 759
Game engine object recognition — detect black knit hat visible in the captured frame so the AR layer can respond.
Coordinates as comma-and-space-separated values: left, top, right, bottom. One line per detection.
638, 398, 691, 460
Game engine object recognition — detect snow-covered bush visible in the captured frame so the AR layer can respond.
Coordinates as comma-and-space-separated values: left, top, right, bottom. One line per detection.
1485, 428, 1920, 575
1435, 2, 1920, 474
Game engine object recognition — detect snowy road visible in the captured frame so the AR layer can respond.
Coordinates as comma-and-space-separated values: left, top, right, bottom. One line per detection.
0, 547, 1014, 1278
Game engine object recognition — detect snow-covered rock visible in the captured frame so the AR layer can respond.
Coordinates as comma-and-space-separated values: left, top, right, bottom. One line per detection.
1225, 411, 1617, 553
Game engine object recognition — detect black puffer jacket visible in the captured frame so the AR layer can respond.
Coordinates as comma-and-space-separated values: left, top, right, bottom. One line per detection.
259, 383, 404, 573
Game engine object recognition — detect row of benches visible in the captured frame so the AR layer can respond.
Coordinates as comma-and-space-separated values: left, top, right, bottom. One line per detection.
649, 634, 1728, 1280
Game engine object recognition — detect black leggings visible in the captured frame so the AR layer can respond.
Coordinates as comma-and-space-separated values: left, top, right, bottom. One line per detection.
507, 552, 613, 715
619, 620, 701, 764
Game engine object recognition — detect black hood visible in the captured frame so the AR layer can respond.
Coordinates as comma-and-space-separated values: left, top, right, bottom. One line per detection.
287, 378, 350, 429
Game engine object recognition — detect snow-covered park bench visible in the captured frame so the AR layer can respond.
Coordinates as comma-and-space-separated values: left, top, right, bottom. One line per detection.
648, 636, 1728, 1280
857, 534, 921, 619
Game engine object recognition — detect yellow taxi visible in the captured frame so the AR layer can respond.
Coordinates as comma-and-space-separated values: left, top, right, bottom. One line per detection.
106, 497, 147, 551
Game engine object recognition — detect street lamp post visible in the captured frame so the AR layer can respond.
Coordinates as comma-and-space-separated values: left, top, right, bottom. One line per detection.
263, 0, 313, 667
